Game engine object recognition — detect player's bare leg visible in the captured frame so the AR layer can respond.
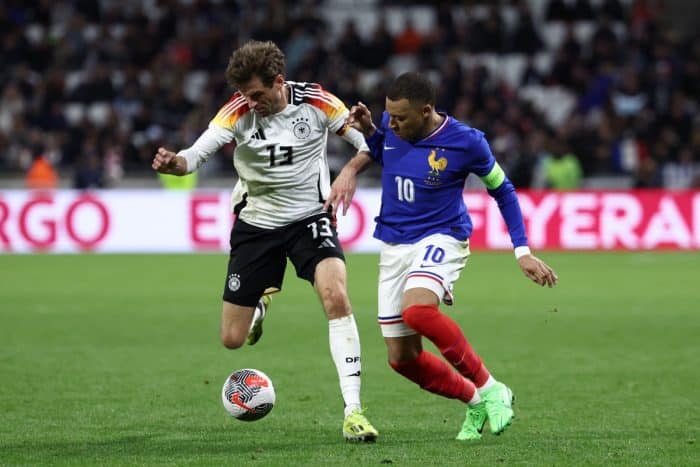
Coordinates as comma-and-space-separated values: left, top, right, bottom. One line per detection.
220, 301, 256, 349
314, 258, 378, 442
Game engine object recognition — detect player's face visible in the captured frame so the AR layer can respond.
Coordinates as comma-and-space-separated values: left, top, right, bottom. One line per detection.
239, 74, 287, 117
385, 97, 430, 142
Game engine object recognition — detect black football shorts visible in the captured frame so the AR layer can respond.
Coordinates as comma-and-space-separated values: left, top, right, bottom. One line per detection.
222, 212, 345, 307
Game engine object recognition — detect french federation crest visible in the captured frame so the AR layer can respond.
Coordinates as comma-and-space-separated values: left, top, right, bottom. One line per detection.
425, 149, 448, 185
292, 117, 311, 139
228, 274, 241, 292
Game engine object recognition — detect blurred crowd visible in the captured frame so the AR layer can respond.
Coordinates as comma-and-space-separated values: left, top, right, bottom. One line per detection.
1, 0, 699, 190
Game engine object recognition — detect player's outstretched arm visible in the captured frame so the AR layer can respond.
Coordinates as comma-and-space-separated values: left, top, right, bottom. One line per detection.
517, 254, 558, 287
151, 147, 188, 176
324, 151, 373, 216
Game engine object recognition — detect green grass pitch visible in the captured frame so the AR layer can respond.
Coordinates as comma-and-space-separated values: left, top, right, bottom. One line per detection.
1, 252, 698, 465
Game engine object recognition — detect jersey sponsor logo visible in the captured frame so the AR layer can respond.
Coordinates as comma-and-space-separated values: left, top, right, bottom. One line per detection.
292, 117, 312, 139
425, 148, 448, 185
228, 273, 241, 292
318, 238, 336, 248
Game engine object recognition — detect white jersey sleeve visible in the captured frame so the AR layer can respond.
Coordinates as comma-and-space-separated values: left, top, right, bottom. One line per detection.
177, 93, 245, 172
177, 125, 233, 173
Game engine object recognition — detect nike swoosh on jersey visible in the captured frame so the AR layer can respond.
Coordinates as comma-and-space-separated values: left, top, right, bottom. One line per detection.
383, 145, 397, 150
418, 264, 440, 268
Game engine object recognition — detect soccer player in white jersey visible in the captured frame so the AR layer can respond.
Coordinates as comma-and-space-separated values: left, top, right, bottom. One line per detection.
325, 72, 557, 440
151, 40, 378, 442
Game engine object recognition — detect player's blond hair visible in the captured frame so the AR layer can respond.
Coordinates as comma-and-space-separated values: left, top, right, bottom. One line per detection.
225, 40, 286, 89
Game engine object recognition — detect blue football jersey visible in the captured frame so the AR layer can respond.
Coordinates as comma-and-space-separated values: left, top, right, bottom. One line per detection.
365, 111, 528, 246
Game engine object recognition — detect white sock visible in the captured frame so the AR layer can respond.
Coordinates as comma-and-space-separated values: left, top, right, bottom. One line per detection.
468, 391, 482, 406
328, 314, 362, 417
477, 375, 497, 394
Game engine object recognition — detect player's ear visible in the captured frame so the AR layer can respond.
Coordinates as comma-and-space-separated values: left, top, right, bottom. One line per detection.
422, 104, 432, 118
273, 74, 285, 87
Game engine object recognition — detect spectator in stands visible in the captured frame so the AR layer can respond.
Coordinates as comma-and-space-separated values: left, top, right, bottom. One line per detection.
599, 0, 626, 22
511, 129, 549, 188
509, 2, 543, 55
561, 21, 583, 61
572, 0, 596, 21
521, 56, 544, 86
73, 153, 104, 189
363, 17, 394, 69
25, 148, 58, 189
73, 135, 104, 189
633, 157, 662, 188
535, 137, 583, 190
337, 20, 365, 67
546, 0, 574, 22
158, 171, 197, 190
591, 13, 621, 66
469, 6, 505, 53
663, 147, 700, 189
394, 17, 424, 55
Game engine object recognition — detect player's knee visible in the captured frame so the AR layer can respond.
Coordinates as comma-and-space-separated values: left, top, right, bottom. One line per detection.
388, 351, 420, 374
401, 304, 438, 330
401, 305, 422, 330
220, 330, 245, 349
319, 288, 351, 319
386, 344, 421, 367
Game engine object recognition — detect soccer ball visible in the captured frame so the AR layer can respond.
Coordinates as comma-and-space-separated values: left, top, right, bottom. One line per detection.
221, 369, 275, 421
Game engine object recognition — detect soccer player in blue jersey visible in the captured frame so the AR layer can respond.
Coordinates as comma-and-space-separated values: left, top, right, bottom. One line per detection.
325, 72, 558, 440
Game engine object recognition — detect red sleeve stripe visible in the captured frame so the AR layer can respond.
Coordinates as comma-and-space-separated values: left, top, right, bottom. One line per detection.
218, 94, 247, 117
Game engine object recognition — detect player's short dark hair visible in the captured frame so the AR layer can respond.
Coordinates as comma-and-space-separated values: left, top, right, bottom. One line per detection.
386, 72, 436, 107
225, 40, 286, 89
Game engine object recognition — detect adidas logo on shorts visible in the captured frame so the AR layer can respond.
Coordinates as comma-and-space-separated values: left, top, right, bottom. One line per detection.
318, 239, 336, 248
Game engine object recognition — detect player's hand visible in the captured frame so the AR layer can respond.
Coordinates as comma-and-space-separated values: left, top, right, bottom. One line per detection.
152, 147, 182, 174
324, 164, 359, 216
346, 102, 376, 137
517, 254, 558, 287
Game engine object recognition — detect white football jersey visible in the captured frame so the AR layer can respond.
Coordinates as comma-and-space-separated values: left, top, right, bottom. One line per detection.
183, 81, 353, 229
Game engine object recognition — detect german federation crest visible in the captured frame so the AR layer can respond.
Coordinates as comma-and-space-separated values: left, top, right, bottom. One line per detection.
228, 274, 241, 292
292, 117, 311, 139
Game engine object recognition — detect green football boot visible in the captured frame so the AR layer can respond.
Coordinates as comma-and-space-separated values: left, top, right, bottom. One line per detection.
456, 402, 487, 441
481, 382, 515, 435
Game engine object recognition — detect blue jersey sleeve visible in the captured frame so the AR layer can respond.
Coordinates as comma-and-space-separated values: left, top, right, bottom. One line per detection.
469, 134, 528, 248
364, 112, 390, 165
365, 128, 385, 165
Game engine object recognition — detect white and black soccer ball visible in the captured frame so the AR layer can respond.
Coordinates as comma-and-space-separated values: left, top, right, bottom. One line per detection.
221, 369, 275, 421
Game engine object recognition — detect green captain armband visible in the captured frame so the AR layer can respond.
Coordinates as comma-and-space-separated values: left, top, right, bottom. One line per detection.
480, 162, 506, 189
